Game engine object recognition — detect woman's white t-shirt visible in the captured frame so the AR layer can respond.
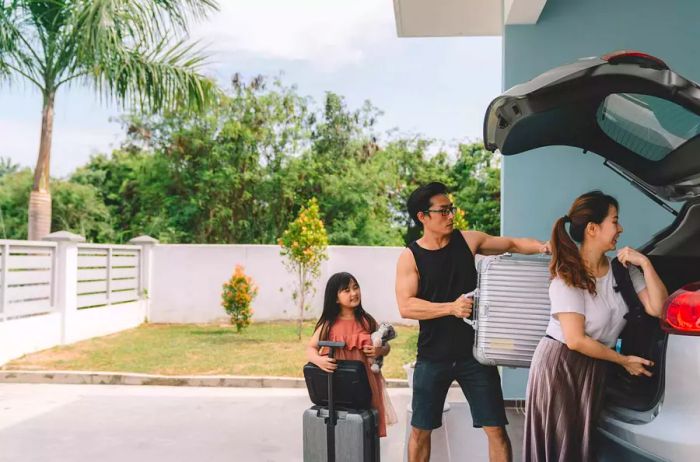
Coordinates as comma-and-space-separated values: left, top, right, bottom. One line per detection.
545, 258, 647, 347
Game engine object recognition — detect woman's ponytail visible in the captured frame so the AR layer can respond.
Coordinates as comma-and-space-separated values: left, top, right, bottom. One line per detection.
550, 216, 595, 294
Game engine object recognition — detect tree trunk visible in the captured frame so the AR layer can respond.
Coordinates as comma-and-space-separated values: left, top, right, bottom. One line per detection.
28, 91, 55, 240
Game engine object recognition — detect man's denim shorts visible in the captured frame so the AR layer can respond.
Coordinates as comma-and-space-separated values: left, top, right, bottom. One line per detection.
411, 357, 508, 429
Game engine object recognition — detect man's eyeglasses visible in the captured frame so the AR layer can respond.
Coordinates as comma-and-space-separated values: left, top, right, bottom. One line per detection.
423, 206, 456, 217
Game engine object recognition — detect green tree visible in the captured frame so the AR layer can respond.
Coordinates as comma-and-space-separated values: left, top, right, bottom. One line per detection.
380, 138, 453, 243
52, 180, 115, 242
71, 149, 153, 242
0, 169, 31, 239
0, 0, 219, 240
0, 169, 113, 241
291, 92, 405, 245
450, 143, 501, 235
112, 75, 309, 243
278, 198, 328, 340
63, 81, 503, 246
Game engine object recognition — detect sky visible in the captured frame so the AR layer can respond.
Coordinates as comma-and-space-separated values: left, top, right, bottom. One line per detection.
0, 0, 502, 178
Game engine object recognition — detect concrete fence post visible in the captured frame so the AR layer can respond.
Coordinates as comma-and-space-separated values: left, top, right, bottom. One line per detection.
128, 235, 158, 321
42, 231, 85, 344
0, 242, 8, 322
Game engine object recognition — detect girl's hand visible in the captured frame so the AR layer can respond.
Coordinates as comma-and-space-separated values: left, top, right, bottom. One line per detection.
622, 355, 654, 377
317, 357, 337, 373
362, 345, 378, 358
617, 247, 649, 268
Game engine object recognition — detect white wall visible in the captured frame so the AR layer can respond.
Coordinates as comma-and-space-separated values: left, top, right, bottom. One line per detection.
0, 236, 149, 366
150, 245, 412, 325
0, 313, 62, 365
66, 300, 146, 344
1, 241, 415, 366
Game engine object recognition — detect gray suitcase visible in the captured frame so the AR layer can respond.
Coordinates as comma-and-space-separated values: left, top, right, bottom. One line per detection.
469, 254, 552, 368
303, 406, 379, 462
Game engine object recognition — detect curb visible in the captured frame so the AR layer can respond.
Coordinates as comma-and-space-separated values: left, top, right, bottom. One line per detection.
0, 370, 410, 388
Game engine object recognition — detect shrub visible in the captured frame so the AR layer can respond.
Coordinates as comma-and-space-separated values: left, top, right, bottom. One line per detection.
221, 265, 258, 332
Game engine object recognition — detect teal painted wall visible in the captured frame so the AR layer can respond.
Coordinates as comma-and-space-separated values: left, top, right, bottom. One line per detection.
500, 0, 700, 398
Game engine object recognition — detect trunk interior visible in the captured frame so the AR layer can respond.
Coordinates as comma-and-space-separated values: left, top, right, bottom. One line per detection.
604, 198, 700, 413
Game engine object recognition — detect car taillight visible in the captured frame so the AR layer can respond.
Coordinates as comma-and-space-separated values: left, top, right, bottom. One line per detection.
662, 282, 700, 336
601, 50, 668, 69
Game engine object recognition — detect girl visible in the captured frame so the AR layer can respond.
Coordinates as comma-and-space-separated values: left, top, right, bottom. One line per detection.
306, 272, 397, 437
523, 191, 668, 462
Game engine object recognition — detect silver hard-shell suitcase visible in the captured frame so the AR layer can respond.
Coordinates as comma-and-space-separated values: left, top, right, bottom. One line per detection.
303, 340, 379, 462
470, 254, 552, 368
303, 407, 379, 462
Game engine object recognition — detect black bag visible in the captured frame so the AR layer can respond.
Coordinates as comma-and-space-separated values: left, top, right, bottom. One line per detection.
609, 258, 666, 408
303, 360, 372, 411
611, 258, 662, 362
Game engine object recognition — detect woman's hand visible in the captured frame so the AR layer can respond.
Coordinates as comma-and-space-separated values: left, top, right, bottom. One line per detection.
622, 355, 654, 377
617, 247, 650, 268
317, 356, 337, 373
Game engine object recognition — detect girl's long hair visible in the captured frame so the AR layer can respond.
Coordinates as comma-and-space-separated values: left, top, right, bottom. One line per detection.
550, 190, 619, 295
315, 272, 378, 341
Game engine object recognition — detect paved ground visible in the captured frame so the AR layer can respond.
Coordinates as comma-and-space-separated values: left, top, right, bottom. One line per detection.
0, 383, 524, 461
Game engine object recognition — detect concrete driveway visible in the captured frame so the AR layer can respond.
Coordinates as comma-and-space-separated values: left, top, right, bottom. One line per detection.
0, 384, 523, 461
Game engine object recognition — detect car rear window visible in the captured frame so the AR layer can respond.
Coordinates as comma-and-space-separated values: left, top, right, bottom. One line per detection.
596, 93, 700, 161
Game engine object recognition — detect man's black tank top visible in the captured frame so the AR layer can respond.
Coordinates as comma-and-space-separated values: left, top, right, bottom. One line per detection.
408, 229, 477, 361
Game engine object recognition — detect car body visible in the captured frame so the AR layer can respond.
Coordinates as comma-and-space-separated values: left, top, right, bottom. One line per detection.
483, 51, 700, 462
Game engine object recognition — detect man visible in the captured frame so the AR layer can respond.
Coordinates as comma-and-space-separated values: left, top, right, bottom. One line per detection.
396, 182, 549, 462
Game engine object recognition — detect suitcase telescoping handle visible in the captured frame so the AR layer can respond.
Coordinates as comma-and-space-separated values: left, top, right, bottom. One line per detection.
318, 340, 345, 462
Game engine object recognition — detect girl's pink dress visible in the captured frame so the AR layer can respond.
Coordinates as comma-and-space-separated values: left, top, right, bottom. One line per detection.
321, 318, 395, 437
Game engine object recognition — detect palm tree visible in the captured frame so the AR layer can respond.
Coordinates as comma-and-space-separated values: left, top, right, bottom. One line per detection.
0, 156, 20, 178
0, 0, 219, 240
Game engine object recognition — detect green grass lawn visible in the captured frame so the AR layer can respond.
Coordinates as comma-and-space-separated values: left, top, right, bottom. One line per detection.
5, 321, 419, 379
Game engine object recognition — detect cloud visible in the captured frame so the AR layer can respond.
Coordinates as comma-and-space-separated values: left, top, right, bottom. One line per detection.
191, 0, 396, 72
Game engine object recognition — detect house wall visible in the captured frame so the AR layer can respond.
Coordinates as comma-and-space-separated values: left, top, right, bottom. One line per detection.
500, 0, 700, 398
149, 245, 411, 325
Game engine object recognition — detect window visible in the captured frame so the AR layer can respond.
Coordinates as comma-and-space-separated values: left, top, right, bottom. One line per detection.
597, 93, 700, 161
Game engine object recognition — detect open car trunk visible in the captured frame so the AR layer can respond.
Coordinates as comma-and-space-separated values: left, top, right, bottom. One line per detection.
483, 51, 700, 417
604, 197, 700, 415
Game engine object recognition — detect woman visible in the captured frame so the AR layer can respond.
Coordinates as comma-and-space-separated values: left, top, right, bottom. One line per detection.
523, 191, 668, 462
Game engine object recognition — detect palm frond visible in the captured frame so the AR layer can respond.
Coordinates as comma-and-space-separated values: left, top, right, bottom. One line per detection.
91, 36, 219, 113
0, 1, 46, 88
1, 0, 220, 104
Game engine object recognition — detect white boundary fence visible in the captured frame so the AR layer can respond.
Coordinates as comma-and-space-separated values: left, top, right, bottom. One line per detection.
0, 232, 152, 365
1, 233, 410, 365
76, 244, 141, 309
0, 240, 56, 321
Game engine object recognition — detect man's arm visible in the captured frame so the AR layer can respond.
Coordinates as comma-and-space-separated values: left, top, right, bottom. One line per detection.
463, 230, 549, 256
395, 248, 472, 321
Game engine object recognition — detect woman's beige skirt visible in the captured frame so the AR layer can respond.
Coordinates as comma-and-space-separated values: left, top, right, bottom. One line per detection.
523, 336, 608, 462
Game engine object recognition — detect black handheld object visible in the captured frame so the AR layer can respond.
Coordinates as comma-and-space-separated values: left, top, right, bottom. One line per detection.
303, 360, 372, 410
318, 340, 345, 462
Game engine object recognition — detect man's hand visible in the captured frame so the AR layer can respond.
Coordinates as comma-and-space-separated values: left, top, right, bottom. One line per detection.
450, 294, 473, 318
541, 240, 551, 254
